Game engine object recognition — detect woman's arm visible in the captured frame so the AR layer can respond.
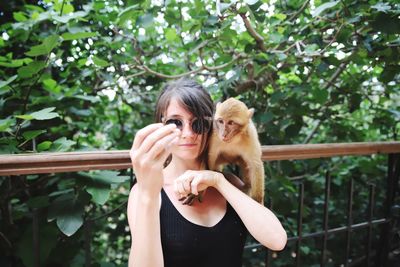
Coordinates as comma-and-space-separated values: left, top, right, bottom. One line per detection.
215, 175, 287, 251
128, 123, 181, 267
127, 184, 163, 267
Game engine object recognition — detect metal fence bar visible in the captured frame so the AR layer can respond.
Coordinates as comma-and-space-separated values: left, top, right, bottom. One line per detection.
84, 220, 92, 267
366, 183, 375, 267
344, 178, 354, 267
295, 183, 304, 267
321, 171, 331, 267
32, 208, 40, 267
245, 218, 388, 250
378, 153, 400, 266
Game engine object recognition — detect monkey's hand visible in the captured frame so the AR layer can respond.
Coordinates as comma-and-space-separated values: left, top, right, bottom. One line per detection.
178, 192, 204, 206
174, 170, 224, 204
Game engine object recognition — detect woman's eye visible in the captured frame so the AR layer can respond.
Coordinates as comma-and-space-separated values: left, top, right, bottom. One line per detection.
166, 119, 182, 127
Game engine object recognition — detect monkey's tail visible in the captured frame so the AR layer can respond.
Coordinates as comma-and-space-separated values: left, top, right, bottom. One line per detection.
252, 160, 265, 205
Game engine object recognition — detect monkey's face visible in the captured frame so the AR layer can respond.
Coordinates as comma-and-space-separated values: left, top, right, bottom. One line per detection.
215, 119, 243, 143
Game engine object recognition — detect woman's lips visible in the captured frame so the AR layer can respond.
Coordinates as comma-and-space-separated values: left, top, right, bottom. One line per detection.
179, 143, 197, 147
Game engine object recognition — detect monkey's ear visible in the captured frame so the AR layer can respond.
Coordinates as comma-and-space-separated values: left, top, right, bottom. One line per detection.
248, 108, 255, 118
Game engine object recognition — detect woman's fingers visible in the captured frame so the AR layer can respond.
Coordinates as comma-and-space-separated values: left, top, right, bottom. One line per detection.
174, 171, 220, 200
190, 178, 200, 196
131, 123, 163, 150
146, 130, 180, 158
138, 124, 178, 154
174, 172, 194, 198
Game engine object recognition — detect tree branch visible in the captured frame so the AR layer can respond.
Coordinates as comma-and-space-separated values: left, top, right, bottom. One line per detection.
239, 13, 266, 52
137, 54, 243, 79
287, 0, 311, 22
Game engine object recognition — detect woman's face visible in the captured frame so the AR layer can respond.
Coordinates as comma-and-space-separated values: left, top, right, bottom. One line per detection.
164, 98, 205, 162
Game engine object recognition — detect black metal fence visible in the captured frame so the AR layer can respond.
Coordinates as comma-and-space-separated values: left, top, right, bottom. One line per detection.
243, 153, 400, 267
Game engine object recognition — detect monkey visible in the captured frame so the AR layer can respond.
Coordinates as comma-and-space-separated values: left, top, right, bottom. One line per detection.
207, 98, 265, 204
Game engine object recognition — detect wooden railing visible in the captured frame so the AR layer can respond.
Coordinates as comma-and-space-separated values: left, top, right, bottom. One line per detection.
1, 141, 399, 175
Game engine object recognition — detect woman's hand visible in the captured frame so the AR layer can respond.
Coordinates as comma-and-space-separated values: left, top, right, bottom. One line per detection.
173, 170, 225, 198
130, 123, 181, 198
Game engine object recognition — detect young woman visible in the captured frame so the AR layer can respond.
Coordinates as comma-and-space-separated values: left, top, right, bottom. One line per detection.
128, 78, 287, 267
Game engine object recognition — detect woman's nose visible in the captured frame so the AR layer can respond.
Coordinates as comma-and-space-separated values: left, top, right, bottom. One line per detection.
181, 121, 195, 137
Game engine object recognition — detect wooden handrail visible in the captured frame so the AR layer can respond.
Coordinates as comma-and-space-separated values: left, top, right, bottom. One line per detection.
0, 141, 399, 175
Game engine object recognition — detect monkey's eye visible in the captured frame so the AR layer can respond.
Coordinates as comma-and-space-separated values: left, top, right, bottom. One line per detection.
217, 119, 224, 124
227, 121, 235, 126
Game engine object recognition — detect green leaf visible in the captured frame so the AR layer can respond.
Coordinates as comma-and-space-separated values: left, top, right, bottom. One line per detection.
61, 32, 97, 40
0, 75, 17, 89
14, 114, 34, 120
259, 112, 274, 123
273, 13, 287, 21
371, 13, 400, 34
56, 206, 84, 236
42, 78, 61, 93
25, 35, 59, 56
0, 59, 25, 68
117, 4, 140, 25
27, 195, 49, 208
244, 0, 259, 5
30, 107, 59, 120
26, 175, 39, 180
388, 109, 400, 120
80, 170, 130, 185
312, 88, 328, 104
86, 185, 111, 205
136, 13, 154, 28
70, 107, 92, 116
37, 141, 52, 151
300, 245, 311, 255
371, 2, 392, 13
165, 28, 178, 42
16, 107, 59, 121
92, 56, 109, 67
22, 130, 46, 140
51, 137, 76, 152
0, 118, 15, 132
74, 95, 100, 103
269, 32, 284, 44
82, 170, 129, 204
304, 44, 320, 55
54, 1, 74, 14
48, 193, 85, 236
17, 61, 46, 78
53, 11, 89, 23
312, 1, 340, 17
13, 12, 28, 22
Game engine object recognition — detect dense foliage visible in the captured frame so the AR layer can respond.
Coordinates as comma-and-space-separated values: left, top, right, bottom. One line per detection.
0, 0, 399, 266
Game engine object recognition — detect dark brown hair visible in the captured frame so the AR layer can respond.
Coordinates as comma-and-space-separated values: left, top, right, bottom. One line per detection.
155, 78, 214, 165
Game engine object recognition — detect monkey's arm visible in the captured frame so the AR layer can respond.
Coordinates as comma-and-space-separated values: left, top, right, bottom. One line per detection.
214, 175, 287, 251
223, 172, 246, 190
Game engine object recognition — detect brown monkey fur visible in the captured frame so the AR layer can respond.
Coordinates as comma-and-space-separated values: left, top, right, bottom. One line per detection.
208, 98, 265, 204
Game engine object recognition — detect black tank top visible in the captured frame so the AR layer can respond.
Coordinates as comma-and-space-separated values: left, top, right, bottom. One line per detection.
160, 189, 248, 267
